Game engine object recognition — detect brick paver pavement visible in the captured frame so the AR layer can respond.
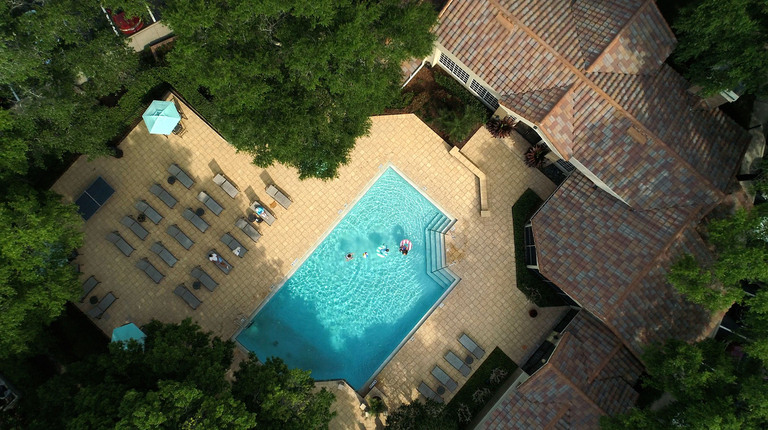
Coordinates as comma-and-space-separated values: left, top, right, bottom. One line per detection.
52, 98, 566, 429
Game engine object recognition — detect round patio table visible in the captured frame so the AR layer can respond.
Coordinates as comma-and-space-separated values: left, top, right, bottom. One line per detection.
192, 281, 202, 290
465, 355, 474, 365
195, 208, 205, 216
167, 176, 176, 185
436, 386, 446, 395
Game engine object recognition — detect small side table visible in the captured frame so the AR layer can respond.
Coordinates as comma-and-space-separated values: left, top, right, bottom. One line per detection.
167, 176, 177, 185
192, 281, 202, 290
465, 355, 474, 365
89, 296, 98, 305
195, 208, 205, 217
436, 385, 446, 395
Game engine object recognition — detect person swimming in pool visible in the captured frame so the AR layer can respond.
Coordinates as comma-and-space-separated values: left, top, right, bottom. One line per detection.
346, 253, 354, 261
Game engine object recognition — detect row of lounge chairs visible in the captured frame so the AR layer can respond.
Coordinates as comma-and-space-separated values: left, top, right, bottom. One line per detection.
418, 333, 486, 403
90, 163, 294, 315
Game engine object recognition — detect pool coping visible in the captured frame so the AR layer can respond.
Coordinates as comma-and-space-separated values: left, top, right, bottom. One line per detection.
232, 162, 460, 393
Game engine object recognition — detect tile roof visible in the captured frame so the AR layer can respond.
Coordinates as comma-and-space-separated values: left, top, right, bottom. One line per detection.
531, 172, 719, 354
482, 312, 642, 429
436, 0, 749, 200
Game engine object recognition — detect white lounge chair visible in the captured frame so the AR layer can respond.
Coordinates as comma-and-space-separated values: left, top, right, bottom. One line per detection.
266, 184, 292, 209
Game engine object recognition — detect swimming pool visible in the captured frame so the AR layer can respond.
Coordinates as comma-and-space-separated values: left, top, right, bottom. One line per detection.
237, 167, 454, 389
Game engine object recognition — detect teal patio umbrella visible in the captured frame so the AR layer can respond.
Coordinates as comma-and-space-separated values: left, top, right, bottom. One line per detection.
111, 323, 146, 346
142, 100, 181, 135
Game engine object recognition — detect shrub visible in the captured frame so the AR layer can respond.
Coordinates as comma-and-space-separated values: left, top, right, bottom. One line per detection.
524, 144, 549, 168
436, 105, 487, 144
485, 115, 516, 138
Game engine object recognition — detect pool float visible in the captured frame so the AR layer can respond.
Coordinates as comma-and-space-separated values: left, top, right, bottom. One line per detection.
377, 245, 389, 257
399, 239, 412, 251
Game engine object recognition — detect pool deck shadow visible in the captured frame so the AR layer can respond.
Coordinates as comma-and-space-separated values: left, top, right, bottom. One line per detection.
52, 96, 566, 429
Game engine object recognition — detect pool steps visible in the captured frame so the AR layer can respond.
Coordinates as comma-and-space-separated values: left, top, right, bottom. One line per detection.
424, 213, 460, 289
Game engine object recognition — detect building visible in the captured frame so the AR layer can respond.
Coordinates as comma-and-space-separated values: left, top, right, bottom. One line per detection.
432, 0, 751, 426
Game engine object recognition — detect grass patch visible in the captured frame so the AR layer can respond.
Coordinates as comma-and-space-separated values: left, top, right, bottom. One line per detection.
445, 347, 518, 427
512, 189, 565, 307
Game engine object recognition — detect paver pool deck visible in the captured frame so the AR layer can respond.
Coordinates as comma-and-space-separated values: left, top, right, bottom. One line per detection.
52, 96, 566, 428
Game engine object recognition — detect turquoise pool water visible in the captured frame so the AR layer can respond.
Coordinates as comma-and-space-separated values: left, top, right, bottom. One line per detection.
237, 168, 447, 389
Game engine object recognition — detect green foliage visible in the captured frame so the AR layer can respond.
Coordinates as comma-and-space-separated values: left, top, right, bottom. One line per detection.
0, 0, 152, 175
231, 354, 336, 430
512, 189, 564, 307
385, 399, 458, 430
115, 381, 256, 430
21, 319, 239, 429
432, 72, 489, 117
667, 208, 768, 311
162, 0, 437, 179
445, 347, 518, 427
673, 0, 768, 96
742, 290, 768, 365
368, 396, 386, 417
435, 105, 486, 144
603, 338, 767, 429
667, 254, 740, 311
0, 186, 83, 359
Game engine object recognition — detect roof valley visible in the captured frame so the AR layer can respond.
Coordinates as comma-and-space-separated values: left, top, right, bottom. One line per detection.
488, 0, 724, 200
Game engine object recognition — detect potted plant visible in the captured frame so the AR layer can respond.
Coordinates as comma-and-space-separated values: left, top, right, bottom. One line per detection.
368, 396, 386, 418
485, 115, 516, 138
524, 143, 549, 168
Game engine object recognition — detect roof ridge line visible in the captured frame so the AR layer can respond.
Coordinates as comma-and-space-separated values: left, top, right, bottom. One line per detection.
604, 201, 715, 323
585, 0, 659, 74
488, 0, 724, 200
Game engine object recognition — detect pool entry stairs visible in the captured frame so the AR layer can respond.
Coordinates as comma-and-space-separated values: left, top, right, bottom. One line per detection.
424, 213, 460, 289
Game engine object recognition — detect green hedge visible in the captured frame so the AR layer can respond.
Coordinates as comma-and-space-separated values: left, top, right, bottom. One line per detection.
445, 347, 518, 427
512, 189, 564, 307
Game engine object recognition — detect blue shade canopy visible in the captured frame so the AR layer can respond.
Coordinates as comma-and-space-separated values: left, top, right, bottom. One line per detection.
111, 323, 146, 346
142, 100, 181, 135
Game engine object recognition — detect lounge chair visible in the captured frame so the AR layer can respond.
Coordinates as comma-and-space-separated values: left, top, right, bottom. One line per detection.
197, 191, 224, 216
444, 350, 471, 377
431, 365, 458, 392
107, 232, 134, 257
167, 224, 194, 250
266, 184, 292, 209
150, 184, 178, 208
174, 285, 201, 310
168, 164, 195, 189
213, 173, 239, 198
135, 200, 163, 224
248, 200, 275, 225
221, 233, 248, 257
191, 266, 218, 291
208, 249, 232, 274
459, 333, 486, 359
417, 382, 444, 403
151, 242, 178, 267
183, 208, 209, 233
136, 258, 164, 284
86, 292, 116, 319
235, 218, 261, 243
121, 215, 149, 240
80, 276, 100, 302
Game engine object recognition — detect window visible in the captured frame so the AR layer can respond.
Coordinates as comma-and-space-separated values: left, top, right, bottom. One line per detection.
554, 159, 576, 174
470, 79, 500, 109
524, 224, 537, 267
439, 53, 469, 83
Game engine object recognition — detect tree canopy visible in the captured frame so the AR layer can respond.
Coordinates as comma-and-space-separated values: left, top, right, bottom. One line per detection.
601, 338, 768, 429
673, 0, 768, 96
162, 0, 437, 179
667, 207, 768, 311
8, 319, 335, 430
0, 185, 83, 359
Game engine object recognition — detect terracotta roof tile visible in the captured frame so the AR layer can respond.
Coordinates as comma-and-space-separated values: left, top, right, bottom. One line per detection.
482, 313, 642, 429
531, 173, 692, 320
